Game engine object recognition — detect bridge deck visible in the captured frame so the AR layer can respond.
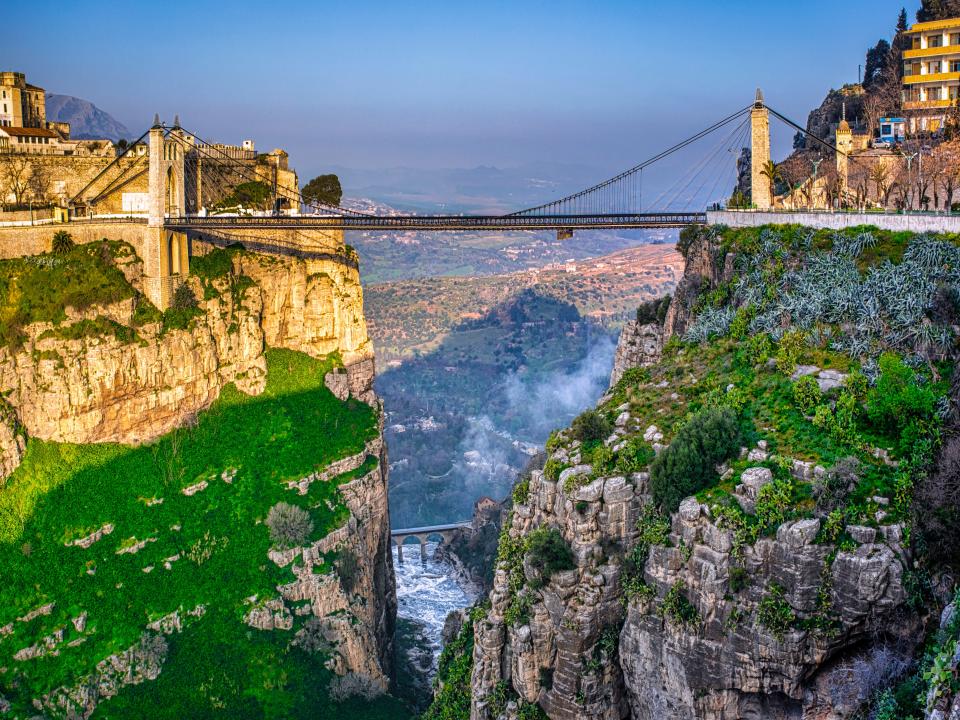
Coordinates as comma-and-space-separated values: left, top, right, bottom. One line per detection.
164, 212, 705, 231
391, 522, 472, 536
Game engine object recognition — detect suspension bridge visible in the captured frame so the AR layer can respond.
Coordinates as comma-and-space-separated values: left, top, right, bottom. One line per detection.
68, 97, 783, 234
28, 89, 896, 310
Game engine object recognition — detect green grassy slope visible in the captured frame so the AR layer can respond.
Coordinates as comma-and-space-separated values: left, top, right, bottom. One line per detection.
0, 347, 408, 718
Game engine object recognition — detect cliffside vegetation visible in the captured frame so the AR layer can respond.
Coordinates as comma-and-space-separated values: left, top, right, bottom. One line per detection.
0, 347, 405, 718
456, 223, 958, 720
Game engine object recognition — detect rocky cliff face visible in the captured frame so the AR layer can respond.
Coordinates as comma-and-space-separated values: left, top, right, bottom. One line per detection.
0, 246, 376, 477
0, 239, 397, 714
470, 401, 917, 720
463, 223, 956, 720
609, 321, 662, 387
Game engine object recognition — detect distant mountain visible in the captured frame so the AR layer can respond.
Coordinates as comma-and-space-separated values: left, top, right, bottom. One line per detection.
45, 94, 130, 141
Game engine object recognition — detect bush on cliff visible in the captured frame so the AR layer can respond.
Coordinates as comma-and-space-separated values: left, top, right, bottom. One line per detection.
525, 527, 575, 582
266, 501, 314, 549
636, 295, 671, 326
649, 407, 742, 513
571, 409, 611, 444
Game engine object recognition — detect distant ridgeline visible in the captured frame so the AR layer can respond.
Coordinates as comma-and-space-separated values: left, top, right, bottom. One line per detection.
424, 223, 960, 720
0, 232, 411, 718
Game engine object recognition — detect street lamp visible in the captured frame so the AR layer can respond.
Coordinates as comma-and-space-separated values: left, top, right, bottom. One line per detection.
811, 158, 823, 210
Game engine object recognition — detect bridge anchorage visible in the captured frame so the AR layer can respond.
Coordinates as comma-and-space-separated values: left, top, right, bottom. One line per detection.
390, 522, 472, 563
64, 90, 847, 309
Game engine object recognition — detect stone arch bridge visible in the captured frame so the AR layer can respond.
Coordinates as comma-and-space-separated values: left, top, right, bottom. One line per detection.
391, 521, 472, 563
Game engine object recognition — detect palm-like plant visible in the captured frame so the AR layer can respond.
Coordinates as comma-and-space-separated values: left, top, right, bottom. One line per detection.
51, 230, 74, 255
760, 160, 784, 200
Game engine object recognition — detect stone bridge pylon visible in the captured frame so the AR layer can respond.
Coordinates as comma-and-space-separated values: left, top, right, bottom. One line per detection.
144, 117, 189, 310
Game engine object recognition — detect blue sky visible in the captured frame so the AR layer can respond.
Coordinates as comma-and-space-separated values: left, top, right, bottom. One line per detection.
9, 0, 921, 183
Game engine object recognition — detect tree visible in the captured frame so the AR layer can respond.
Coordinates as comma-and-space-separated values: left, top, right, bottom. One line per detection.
760, 160, 783, 200
864, 39, 892, 91
302, 174, 342, 207
51, 230, 74, 255
26, 162, 52, 205
870, 162, 890, 202
0, 154, 32, 208
649, 407, 742, 513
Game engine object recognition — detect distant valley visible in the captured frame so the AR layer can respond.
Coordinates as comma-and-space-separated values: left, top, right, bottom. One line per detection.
363, 242, 681, 527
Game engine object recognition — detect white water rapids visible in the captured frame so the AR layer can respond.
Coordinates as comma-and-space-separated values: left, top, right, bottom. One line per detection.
392, 541, 477, 674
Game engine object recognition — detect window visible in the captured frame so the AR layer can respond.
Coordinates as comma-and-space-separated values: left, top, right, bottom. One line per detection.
952, 33, 960, 45
952, 60, 960, 72
929, 86, 944, 100
930, 61, 943, 73
929, 34, 944, 47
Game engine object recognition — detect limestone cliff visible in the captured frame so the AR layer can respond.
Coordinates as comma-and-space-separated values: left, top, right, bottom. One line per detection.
0, 242, 376, 475
0, 238, 400, 716
609, 321, 662, 387
462, 223, 957, 720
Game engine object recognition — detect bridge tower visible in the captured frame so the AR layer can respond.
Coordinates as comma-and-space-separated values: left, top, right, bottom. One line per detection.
750, 89, 772, 210
145, 117, 189, 310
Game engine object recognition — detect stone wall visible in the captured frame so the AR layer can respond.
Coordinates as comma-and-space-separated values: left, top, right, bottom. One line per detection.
0, 221, 150, 260
707, 209, 960, 234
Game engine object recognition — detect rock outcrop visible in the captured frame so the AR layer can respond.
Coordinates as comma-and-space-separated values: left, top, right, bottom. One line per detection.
258, 432, 396, 686
609, 321, 662, 387
0, 244, 377, 478
620, 499, 914, 719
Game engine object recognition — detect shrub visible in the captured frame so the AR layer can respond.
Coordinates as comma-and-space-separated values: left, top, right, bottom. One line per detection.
51, 230, 75, 255
792, 375, 822, 414
328, 672, 383, 702
636, 295, 671, 326
292, 617, 333, 655
172, 282, 198, 311
513, 475, 531, 505
265, 502, 313, 549
649, 407, 743, 512
571, 409, 611, 443
754, 479, 793, 533
525, 527, 575, 581
826, 645, 912, 711
660, 581, 700, 627
615, 435, 656, 474
747, 333, 774, 365
543, 459, 565, 482
775, 330, 807, 374
590, 444, 614, 477
866, 353, 937, 452
729, 566, 749, 592
757, 583, 795, 640
815, 457, 860, 514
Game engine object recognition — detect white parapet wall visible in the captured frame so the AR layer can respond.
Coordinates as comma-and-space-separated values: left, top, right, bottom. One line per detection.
707, 210, 960, 234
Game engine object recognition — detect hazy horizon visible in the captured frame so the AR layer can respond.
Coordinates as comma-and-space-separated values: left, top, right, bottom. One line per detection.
8, 0, 922, 204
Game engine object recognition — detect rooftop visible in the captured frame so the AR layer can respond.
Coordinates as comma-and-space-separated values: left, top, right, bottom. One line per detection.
907, 17, 960, 33
0, 127, 58, 139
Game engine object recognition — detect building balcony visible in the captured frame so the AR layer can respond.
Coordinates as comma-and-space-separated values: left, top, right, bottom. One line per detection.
904, 44, 960, 58
903, 71, 960, 84
904, 98, 955, 110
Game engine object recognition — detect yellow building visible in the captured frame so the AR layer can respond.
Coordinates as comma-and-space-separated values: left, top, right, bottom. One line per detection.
0, 72, 48, 129
903, 17, 960, 132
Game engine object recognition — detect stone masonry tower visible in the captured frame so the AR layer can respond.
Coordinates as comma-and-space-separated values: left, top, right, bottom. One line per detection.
835, 103, 852, 200
145, 118, 189, 310
750, 89, 772, 210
